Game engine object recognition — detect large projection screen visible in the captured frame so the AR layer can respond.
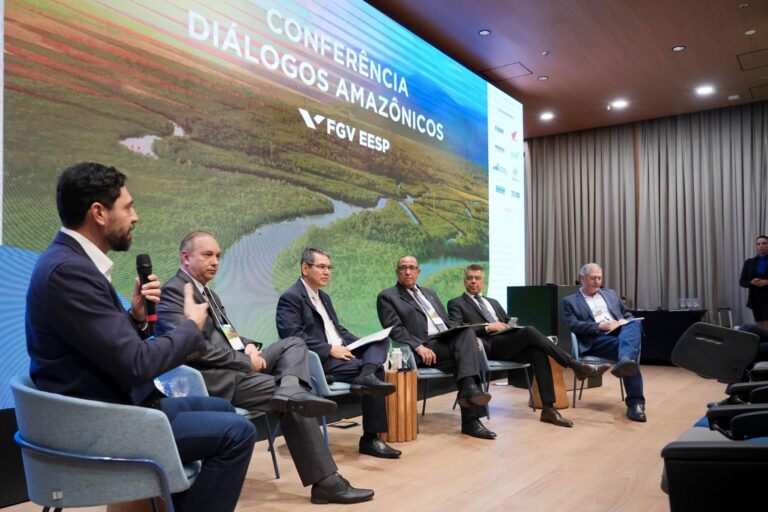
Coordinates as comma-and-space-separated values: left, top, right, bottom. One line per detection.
1, 0, 525, 408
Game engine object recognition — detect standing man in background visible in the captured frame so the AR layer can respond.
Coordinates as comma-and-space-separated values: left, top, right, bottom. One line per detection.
740, 235, 768, 330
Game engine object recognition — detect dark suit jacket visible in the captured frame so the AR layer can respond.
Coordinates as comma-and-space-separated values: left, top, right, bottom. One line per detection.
26, 232, 203, 405
740, 256, 768, 310
276, 278, 357, 363
156, 269, 259, 401
447, 293, 509, 341
560, 288, 633, 353
376, 282, 456, 351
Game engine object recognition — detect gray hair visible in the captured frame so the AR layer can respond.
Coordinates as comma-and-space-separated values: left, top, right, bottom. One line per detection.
180, 231, 215, 254
578, 262, 602, 276
301, 247, 331, 266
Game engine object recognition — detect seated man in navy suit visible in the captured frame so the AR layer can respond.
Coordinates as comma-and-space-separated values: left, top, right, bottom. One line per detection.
447, 264, 610, 428
561, 262, 647, 422
276, 247, 400, 459
26, 162, 256, 512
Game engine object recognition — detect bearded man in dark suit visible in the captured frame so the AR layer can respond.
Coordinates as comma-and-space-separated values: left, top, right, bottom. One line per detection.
26, 163, 255, 512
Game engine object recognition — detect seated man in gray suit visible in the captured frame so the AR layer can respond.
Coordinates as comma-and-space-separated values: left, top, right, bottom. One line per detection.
561, 262, 647, 422
156, 231, 374, 504
447, 264, 610, 428
376, 255, 494, 440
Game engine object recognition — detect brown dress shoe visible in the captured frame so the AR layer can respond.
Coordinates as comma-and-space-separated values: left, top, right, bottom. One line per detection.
571, 361, 611, 380
540, 407, 574, 427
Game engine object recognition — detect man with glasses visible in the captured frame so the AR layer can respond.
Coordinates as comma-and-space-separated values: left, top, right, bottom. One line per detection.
276, 247, 401, 459
561, 262, 647, 422
376, 255, 495, 439
447, 264, 610, 428
156, 232, 374, 504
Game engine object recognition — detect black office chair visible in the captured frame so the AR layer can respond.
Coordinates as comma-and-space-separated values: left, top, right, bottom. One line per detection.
661, 322, 768, 511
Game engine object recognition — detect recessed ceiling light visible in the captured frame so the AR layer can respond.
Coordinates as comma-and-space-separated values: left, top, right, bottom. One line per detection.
739, 2, 749, 8
745, 29, 756, 36
728, 94, 741, 100
537, 75, 549, 81
478, 29, 492, 36
540, 112, 554, 121
696, 85, 715, 96
608, 99, 629, 110
672, 45, 686, 52
542, 50, 551, 57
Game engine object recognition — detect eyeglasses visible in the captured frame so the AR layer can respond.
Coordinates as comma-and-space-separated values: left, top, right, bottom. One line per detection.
308, 263, 334, 271
397, 265, 419, 272
465, 276, 484, 281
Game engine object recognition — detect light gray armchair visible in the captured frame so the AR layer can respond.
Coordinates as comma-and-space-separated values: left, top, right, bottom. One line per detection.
156, 364, 280, 479
306, 350, 352, 446
11, 374, 198, 512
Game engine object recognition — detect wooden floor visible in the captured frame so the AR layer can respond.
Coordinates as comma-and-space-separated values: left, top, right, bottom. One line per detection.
4, 365, 726, 512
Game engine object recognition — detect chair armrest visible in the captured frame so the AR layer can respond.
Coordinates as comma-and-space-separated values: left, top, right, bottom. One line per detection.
706, 403, 768, 431
749, 385, 768, 403
725, 380, 768, 398
662, 438, 768, 460
731, 411, 768, 440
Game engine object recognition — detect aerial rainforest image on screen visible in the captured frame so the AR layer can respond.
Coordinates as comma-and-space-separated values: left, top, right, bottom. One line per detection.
3, 0, 495, 342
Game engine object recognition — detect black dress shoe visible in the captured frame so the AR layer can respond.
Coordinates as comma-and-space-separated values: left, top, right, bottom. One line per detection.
540, 407, 574, 427
359, 437, 402, 459
350, 374, 396, 397
310, 473, 374, 504
269, 386, 337, 417
627, 403, 647, 422
611, 356, 639, 378
571, 361, 611, 380
457, 383, 492, 408
461, 419, 497, 439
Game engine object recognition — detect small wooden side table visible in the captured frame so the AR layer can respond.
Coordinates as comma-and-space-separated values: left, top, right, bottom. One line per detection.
532, 356, 569, 409
380, 370, 417, 442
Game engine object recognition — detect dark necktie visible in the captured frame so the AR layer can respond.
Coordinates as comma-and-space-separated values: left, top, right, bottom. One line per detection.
474, 295, 497, 323
203, 287, 229, 325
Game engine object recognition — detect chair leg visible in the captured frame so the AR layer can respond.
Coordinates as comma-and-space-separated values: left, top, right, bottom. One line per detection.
572, 375, 577, 408
151, 498, 160, 512
523, 368, 536, 412
321, 415, 330, 447
578, 378, 586, 400
262, 416, 281, 480
619, 378, 625, 402
421, 380, 429, 416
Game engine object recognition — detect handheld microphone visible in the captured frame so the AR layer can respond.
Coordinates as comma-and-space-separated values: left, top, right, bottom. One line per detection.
136, 254, 157, 331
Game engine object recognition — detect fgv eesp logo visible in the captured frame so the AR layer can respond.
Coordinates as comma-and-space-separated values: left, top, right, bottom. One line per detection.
299, 108, 390, 153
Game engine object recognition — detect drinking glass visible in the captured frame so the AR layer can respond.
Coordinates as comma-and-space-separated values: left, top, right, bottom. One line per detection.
170, 376, 190, 397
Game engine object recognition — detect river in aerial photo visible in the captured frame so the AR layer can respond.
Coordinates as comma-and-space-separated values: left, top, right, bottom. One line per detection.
214, 197, 374, 341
